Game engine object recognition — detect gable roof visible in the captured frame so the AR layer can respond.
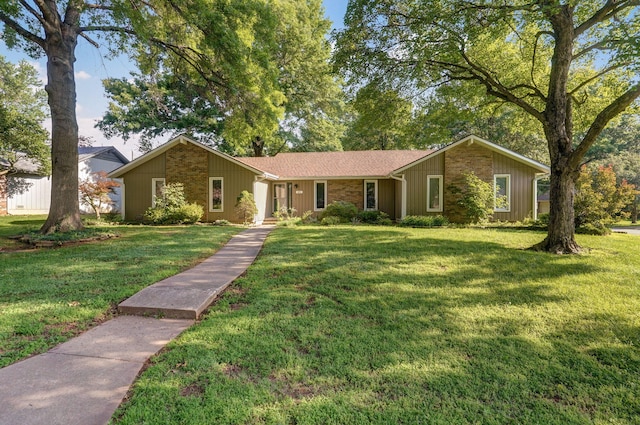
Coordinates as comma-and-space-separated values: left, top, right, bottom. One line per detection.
237, 150, 434, 179
0, 155, 43, 175
108, 134, 550, 181
392, 135, 550, 175
79, 146, 129, 164
108, 135, 270, 178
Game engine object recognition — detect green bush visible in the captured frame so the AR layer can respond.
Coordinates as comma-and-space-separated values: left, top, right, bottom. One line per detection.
235, 190, 258, 224
320, 201, 358, 223
321, 216, 342, 226
357, 210, 392, 225
143, 183, 203, 224
450, 172, 494, 224
400, 215, 450, 227
576, 223, 611, 236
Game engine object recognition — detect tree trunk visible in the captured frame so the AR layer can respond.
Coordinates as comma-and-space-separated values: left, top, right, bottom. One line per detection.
40, 24, 83, 234
533, 163, 581, 254
252, 136, 265, 157
532, 5, 581, 254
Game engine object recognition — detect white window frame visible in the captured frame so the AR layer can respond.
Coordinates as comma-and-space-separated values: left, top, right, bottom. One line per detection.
314, 180, 327, 211
364, 180, 378, 211
494, 174, 511, 212
426, 175, 443, 212
209, 177, 224, 212
151, 178, 165, 207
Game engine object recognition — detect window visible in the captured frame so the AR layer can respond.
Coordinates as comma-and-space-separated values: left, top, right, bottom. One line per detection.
209, 177, 223, 212
314, 181, 327, 211
364, 180, 378, 210
151, 178, 165, 207
494, 174, 511, 212
427, 175, 443, 212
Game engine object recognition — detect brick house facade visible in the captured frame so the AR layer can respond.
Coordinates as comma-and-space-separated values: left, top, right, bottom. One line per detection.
109, 135, 549, 224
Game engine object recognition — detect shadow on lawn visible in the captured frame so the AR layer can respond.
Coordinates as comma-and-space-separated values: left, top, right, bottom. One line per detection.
119, 226, 638, 424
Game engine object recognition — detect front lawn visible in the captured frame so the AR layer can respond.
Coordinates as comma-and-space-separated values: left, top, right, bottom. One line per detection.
0, 216, 241, 367
111, 226, 640, 425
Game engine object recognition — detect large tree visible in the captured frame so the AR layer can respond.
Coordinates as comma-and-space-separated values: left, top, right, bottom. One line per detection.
97, 0, 345, 157
335, 0, 640, 253
0, 1, 282, 231
0, 55, 50, 177
0, 1, 138, 232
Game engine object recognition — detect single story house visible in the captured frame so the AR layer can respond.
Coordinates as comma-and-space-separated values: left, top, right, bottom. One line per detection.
6, 146, 129, 215
108, 134, 550, 224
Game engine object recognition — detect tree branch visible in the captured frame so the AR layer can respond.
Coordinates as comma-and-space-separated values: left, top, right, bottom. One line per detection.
569, 62, 630, 95
573, 38, 625, 60
571, 83, 640, 168
575, 0, 640, 37
457, 49, 545, 122
0, 11, 46, 49
18, 0, 47, 28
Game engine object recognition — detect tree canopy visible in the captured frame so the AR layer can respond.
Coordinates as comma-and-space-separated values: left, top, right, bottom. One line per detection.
98, 0, 345, 156
0, 55, 49, 177
335, 0, 640, 253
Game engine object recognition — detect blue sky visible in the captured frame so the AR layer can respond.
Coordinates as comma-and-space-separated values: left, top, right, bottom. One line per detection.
0, 1, 348, 158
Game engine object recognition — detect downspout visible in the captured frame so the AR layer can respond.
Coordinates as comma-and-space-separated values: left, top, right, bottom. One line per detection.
389, 174, 407, 220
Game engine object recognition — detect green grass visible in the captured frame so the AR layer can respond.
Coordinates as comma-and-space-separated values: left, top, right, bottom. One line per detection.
0, 216, 242, 367
111, 226, 640, 425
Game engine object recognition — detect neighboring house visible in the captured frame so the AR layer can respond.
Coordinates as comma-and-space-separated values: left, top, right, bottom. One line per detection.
6, 146, 129, 215
109, 134, 550, 224
0, 155, 43, 216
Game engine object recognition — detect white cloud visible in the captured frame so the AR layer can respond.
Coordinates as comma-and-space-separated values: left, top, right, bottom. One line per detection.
75, 70, 91, 80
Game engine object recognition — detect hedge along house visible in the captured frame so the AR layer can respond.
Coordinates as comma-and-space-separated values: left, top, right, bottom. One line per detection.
108, 134, 550, 224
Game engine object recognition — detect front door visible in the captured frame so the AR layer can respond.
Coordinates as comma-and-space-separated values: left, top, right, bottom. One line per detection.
273, 183, 288, 215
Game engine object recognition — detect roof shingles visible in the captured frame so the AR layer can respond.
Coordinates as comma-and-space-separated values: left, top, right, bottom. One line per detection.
237, 150, 434, 179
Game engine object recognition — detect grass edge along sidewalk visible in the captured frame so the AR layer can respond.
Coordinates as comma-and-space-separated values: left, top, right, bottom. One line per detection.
111, 226, 639, 425
0, 216, 242, 368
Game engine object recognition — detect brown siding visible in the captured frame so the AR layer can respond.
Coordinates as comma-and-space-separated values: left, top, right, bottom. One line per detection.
122, 146, 259, 223
290, 181, 316, 216
404, 154, 444, 216
122, 153, 166, 221
395, 179, 403, 219
378, 179, 396, 219
492, 152, 537, 221
402, 142, 538, 222
0, 174, 7, 215
207, 153, 258, 222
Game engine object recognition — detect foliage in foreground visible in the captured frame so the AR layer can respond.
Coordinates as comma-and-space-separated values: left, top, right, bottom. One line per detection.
400, 215, 450, 227
0, 216, 240, 367
144, 183, 204, 224
112, 226, 640, 425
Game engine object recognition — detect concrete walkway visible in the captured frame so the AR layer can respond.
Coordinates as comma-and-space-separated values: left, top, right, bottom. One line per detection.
0, 225, 274, 425
611, 227, 640, 236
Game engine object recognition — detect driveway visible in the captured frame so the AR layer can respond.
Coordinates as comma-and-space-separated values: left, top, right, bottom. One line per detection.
611, 227, 640, 236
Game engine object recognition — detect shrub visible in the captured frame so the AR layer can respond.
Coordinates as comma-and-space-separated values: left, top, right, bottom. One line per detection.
449, 172, 494, 224
321, 216, 342, 226
320, 201, 358, 223
235, 190, 258, 225
301, 210, 315, 224
143, 183, 203, 224
576, 223, 611, 236
400, 215, 449, 227
357, 210, 392, 225
574, 164, 637, 229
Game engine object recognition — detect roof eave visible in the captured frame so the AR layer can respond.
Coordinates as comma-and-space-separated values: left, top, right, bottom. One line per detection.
108, 135, 266, 178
